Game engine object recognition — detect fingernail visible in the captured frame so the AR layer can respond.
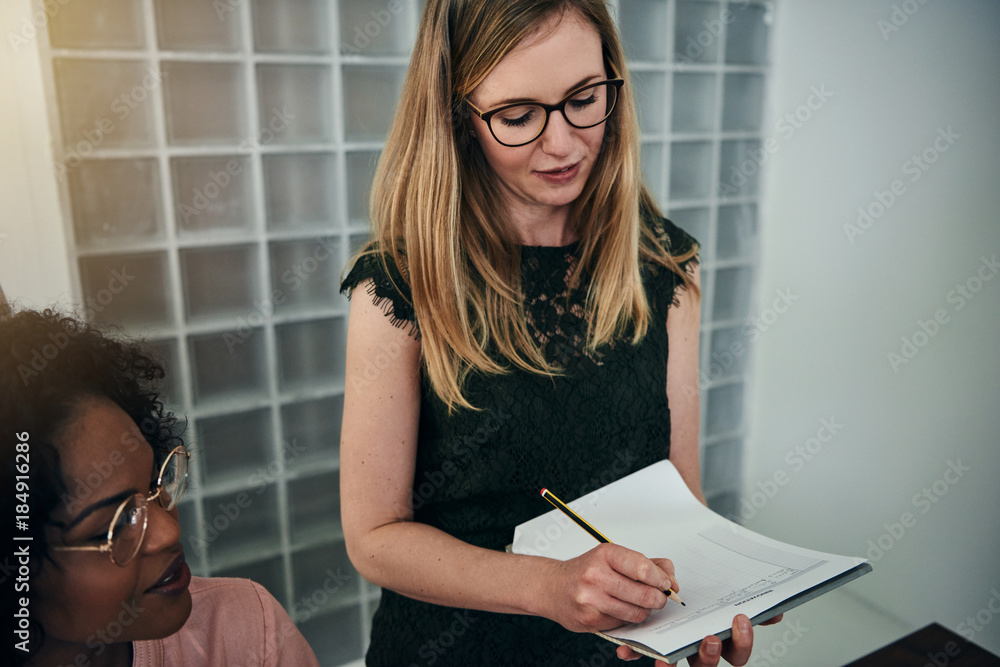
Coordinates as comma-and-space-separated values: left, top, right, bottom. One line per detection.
706, 639, 721, 656
738, 614, 751, 634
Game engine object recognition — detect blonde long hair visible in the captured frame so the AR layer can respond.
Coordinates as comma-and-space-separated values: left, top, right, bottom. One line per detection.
364, 0, 697, 410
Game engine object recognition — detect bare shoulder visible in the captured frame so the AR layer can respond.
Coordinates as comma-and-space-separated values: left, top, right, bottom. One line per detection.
345, 277, 422, 395
666, 262, 701, 333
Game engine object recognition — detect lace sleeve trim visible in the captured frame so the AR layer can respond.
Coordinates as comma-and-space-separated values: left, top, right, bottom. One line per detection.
658, 218, 700, 270
340, 252, 421, 339
644, 214, 701, 309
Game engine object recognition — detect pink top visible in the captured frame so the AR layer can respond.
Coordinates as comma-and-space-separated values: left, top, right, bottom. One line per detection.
132, 577, 319, 667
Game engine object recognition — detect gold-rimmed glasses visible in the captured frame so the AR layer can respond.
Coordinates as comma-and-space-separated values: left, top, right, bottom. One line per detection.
53, 445, 190, 566
466, 77, 625, 148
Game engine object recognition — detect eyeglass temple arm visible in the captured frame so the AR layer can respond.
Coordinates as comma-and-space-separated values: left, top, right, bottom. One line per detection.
465, 98, 486, 118
52, 544, 112, 553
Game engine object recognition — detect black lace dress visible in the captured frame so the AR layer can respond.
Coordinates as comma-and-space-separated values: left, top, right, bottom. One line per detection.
340, 217, 698, 667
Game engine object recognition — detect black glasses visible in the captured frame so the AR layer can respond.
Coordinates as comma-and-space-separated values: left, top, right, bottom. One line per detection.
53, 446, 190, 566
466, 78, 625, 148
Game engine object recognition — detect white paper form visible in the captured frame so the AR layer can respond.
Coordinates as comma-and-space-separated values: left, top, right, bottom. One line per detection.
511, 460, 870, 660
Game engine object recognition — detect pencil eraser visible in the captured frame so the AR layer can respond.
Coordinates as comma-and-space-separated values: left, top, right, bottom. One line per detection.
540, 488, 547, 496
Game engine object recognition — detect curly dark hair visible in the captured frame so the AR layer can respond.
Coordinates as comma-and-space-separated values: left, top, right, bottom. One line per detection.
1, 308, 184, 666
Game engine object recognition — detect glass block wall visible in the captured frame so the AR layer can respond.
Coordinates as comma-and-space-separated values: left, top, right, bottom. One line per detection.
37, 0, 769, 663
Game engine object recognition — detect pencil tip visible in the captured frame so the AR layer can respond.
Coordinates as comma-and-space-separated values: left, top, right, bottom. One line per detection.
681, 601, 686, 606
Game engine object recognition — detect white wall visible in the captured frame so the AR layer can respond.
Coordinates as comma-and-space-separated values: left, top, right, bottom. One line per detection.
748, 0, 1000, 655
0, 0, 74, 310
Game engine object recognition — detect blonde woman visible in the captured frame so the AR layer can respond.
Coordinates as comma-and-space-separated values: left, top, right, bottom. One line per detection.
341, 1, 777, 664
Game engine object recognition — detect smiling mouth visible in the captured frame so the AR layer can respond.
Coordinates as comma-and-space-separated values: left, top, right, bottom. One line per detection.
539, 163, 578, 174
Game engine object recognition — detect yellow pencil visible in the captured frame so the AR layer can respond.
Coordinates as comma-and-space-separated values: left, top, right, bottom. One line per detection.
540, 488, 685, 607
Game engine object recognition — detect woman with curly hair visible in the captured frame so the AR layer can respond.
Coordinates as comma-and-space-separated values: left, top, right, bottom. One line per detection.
1, 307, 318, 667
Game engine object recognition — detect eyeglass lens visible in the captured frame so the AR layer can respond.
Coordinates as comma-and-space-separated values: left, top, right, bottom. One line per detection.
157, 448, 189, 511
489, 81, 618, 146
108, 448, 188, 564
110, 494, 147, 565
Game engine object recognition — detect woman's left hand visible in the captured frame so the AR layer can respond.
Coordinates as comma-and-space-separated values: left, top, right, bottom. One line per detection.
615, 613, 784, 666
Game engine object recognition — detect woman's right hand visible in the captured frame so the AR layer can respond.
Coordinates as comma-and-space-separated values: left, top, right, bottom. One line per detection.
539, 543, 679, 633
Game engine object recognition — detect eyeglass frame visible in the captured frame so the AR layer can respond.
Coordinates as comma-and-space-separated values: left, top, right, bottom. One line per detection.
465, 77, 625, 148
52, 445, 190, 566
